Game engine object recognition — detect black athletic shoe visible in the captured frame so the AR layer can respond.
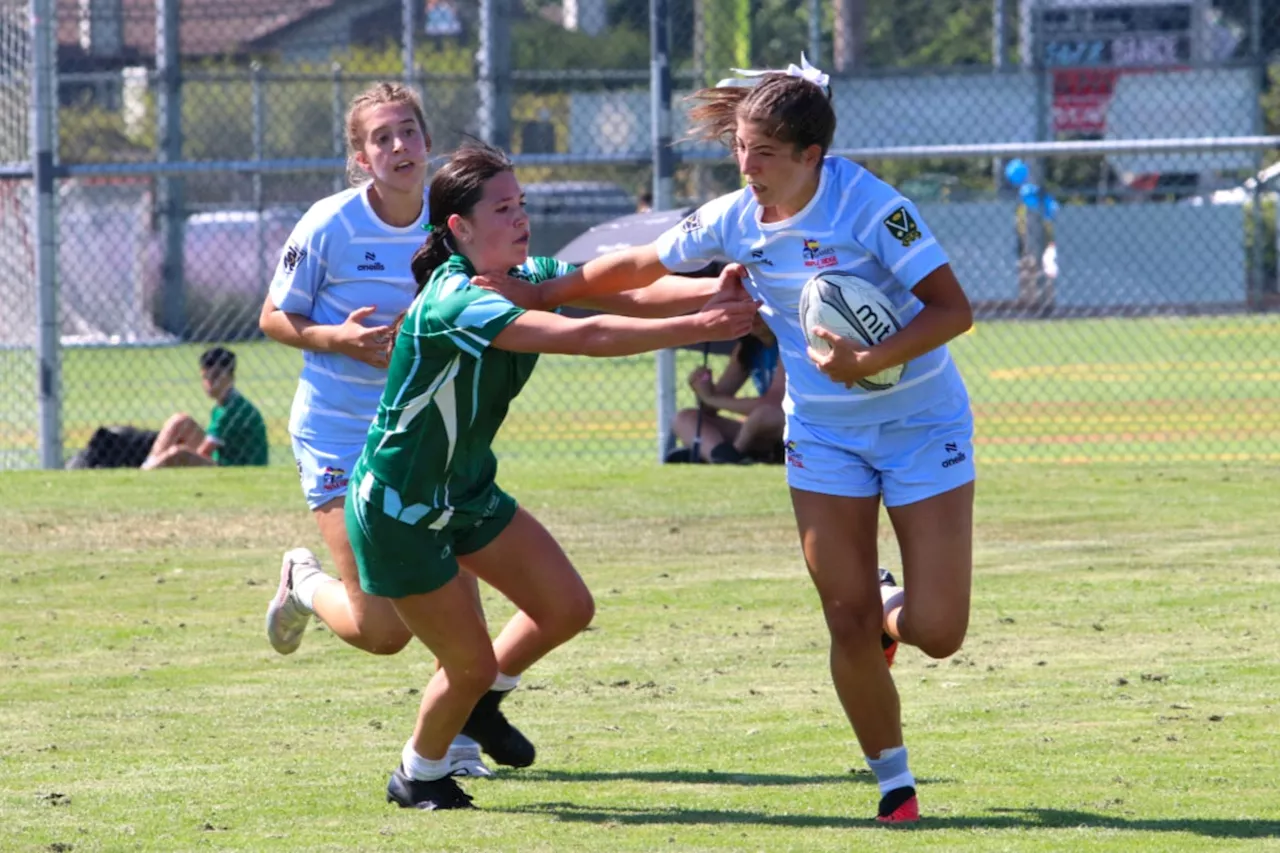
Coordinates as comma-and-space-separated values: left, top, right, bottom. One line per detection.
876, 785, 919, 824
386, 765, 476, 810
461, 689, 537, 768
878, 568, 899, 667
664, 447, 696, 464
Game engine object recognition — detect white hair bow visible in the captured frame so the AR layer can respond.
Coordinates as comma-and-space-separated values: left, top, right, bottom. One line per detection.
721, 52, 830, 91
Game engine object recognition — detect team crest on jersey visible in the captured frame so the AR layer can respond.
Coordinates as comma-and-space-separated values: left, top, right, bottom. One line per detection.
282, 244, 306, 273
321, 466, 348, 491
883, 207, 922, 248
680, 211, 702, 233
801, 237, 837, 269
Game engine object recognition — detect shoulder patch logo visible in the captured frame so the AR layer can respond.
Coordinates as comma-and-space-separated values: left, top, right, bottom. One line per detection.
680, 211, 702, 233
883, 206, 922, 248
282, 244, 306, 273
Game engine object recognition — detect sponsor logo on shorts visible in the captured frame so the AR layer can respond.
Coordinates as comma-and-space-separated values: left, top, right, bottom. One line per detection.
321, 466, 349, 490
941, 441, 967, 468
784, 440, 805, 469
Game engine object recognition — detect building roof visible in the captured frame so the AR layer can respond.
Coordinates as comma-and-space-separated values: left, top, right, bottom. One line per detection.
56, 0, 343, 60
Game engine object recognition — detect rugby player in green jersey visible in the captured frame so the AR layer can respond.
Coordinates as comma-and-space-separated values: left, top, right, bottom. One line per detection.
347, 141, 759, 810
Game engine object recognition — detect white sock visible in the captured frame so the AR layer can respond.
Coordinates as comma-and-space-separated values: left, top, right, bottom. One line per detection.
491, 672, 520, 692
450, 734, 479, 750
292, 565, 334, 613
866, 745, 915, 795
402, 741, 451, 781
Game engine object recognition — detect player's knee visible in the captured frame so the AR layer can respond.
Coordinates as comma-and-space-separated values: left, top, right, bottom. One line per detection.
555, 586, 595, 640
537, 584, 594, 647
820, 598, 883, 651
363, 628, 413, 656
445, 652, 500, 698
912, 619, 968, 660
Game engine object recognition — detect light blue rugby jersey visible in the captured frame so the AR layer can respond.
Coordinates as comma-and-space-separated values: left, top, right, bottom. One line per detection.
654, 156, 969, 427
269, 184, 428, 444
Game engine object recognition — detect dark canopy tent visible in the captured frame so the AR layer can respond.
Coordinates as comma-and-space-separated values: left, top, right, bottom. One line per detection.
553, 207, 735, 355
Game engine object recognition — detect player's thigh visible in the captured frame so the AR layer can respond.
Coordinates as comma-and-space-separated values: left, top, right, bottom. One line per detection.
886, 481, 974, 653
391, 576, 496, 681
458, 506, 593, 632
314, 496, 410, 637
790, 488, 885, 635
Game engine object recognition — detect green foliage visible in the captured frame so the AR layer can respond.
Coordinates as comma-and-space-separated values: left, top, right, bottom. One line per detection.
1243, 196, 1278, 294
512, 17, 649, 72
865, 0, 992, 69
1262, 63, 1280, 149
57, 104, 151, 164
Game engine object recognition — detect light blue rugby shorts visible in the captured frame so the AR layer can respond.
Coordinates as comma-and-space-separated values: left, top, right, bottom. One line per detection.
291, 434, 365, 510
783, 390, 976, 507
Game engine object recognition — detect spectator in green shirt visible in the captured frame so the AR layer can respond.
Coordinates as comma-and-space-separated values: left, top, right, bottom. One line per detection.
142, 347, 269, 469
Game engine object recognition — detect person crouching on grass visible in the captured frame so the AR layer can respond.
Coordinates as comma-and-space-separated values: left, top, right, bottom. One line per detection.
345, 140, 760, 810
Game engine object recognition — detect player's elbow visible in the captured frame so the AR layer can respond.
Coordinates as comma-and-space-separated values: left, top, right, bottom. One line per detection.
949, 298, 974, 337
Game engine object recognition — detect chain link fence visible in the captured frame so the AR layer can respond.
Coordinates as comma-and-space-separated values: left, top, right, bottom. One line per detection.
2, 0, 1278, 470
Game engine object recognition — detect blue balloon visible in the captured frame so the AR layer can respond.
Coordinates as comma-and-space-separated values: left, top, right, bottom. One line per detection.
1004, 158, 1029, 187
1019, 183, 1041, 208
1044, 195, 1060, 220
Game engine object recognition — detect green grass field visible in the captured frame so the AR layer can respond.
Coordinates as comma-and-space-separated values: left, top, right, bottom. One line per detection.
2, 314, 1277, 468
2, 460, 1278, 852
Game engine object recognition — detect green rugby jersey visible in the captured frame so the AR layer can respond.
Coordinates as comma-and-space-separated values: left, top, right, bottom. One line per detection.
353, 253, 572, 525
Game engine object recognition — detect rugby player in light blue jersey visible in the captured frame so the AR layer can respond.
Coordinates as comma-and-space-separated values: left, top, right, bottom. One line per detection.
257, 82, 512, 777
488, 56, 977, 824
260, 83, 747, 783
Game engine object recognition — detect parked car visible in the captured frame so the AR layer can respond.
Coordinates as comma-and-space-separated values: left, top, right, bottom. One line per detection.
1184, 162, 1280, 207
144, 205, 304, 340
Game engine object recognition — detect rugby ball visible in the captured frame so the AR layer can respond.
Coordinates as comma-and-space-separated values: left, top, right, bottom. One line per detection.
798, 272, 905, 391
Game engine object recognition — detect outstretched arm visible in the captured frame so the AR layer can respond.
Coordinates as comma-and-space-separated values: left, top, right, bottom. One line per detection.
479, 245, 670, 312
491, 288, 759, 357
576, 263, 750, 318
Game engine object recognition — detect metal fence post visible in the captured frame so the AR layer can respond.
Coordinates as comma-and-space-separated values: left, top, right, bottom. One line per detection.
31, 0, 60, 469
251, 61, 265, 296
477, 0, 512, 150
807, 0, 822, 66
1248, 0, 1265, 306
402, 0, 418, 88
156, 0, 185, 336
651, 0, 676, 462
332, 62, 345, 194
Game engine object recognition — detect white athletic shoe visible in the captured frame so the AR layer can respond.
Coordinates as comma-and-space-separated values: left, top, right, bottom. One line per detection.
264, 548, 319, 655
446, 736, 495, 778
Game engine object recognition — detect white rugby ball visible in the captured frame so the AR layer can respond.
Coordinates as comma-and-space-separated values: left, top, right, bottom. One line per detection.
798, 272, 905, 391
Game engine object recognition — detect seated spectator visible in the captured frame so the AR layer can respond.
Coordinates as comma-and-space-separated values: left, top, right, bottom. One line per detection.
666, 319, 784, 464
141, 346, 269, 469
